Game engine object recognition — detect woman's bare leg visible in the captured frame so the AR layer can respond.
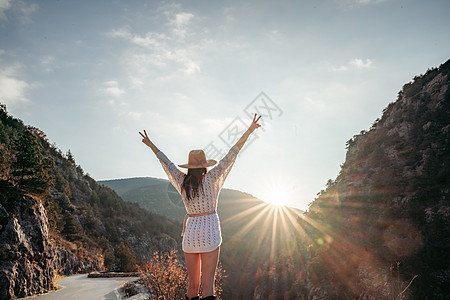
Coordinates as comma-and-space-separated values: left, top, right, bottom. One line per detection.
185, 252, 201, 298
200, 247, 220, 297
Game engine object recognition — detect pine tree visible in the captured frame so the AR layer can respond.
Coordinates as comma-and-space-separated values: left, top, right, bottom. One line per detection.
115, 242, 137, 272
11, 130, 54, 195
62, 213, 82, 240
0, 144, 13, 181
66, 149, 75, 165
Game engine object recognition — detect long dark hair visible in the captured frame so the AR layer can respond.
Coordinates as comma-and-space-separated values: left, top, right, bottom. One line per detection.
182, 168, 206, 201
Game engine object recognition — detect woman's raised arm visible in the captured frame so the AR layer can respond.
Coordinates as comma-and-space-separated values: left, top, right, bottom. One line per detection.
234, 113, 262, 151
139, 129, 160, 154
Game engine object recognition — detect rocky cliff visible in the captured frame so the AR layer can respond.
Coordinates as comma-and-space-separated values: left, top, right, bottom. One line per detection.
0, 191, 54, 299
0, 185, 103, 299
305, 60, 449, 299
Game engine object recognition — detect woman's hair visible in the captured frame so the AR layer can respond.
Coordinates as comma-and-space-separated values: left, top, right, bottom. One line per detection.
182, 168, 206, 201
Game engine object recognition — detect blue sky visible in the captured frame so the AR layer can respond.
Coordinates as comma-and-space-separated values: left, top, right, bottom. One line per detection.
1, 0, 449, 210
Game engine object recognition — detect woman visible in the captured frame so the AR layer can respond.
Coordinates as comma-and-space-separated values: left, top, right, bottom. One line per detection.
139, 114, 261, 300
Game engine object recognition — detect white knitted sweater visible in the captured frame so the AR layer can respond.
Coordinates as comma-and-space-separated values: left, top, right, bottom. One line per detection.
156, 146, 239, 253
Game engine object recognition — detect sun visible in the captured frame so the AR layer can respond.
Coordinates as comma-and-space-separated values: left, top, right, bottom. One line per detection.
257, 174, 300, 208
261, 184, 292, 207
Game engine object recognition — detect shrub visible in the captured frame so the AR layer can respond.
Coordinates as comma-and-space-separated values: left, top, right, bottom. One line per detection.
139, 250, 226, 299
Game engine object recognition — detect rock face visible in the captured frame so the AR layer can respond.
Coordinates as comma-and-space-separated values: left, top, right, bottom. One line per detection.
0, 197, 55, 299
0, 193, 102, 299
307, 60, 450, 298
53, 248, 103, 276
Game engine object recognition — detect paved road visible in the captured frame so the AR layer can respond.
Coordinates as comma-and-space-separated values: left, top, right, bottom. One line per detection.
24, 274, 140, 300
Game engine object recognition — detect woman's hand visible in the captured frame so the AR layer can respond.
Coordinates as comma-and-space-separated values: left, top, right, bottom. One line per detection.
248, 113, 262, 133
234, 114, 262, 150
139, 130, 160, 154
139, 130, 151, 147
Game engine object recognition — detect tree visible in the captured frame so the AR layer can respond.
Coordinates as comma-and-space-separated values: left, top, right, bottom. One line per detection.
0, 143, 13, 181
62, 213, 83, 240
115, 242, 137, 272
11, 130, 54, 195
66, 150, 75, 165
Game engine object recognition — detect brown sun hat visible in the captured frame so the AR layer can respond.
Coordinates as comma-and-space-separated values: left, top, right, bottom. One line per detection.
178, 149, 217, 169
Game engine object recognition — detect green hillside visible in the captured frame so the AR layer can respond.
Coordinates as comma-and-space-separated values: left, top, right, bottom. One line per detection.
98, 177, 282, 224
99, 177, 186, 221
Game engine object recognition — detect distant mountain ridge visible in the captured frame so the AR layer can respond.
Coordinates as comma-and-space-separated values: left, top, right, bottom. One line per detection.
99, 177, 187, 221
99, 177, 289, 223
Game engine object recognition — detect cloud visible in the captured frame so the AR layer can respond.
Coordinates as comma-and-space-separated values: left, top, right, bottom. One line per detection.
332, 58, 374, 71
129, 76, 144, 88
127, 111, 143, 120
0, 71, 29, 109
108, 2, 204, 78
110, 27, 168, 48
101, 80, 125, 98
350, 58, 374, 68
222, 7, 237, 24
266, 29, 284, 43
336, 0, 389, 7
0, 0, 37, 23
158, 3, 196, 40
40, 55, 56, 72
170, 12, 195, 38
109, 26, 201, 76
0, 0, 12, 20
332, 65, 349, 72
0, 51, 30, 110
354, 0, 388, 4
304, 96, 326, 109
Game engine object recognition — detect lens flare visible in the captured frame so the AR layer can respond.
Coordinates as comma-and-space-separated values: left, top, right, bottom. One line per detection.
262, 186, 291, 206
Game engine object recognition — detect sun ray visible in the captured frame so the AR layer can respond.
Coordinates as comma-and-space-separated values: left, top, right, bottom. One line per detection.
297, 212, 334, 238
279, 205, 312, 245
269, 206, 279, 263
239, 205, 281, 265
277, 205, 295, 259
253, 205, 279, 249
222, 201, 268, 224
230, 203, 273, 238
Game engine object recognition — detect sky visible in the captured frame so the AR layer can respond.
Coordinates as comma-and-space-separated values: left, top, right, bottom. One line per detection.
1, 0, 449, 210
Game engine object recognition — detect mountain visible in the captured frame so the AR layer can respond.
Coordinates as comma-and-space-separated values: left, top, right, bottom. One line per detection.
98, 177, 283, 224
303, 59, 450, 299
0, 105, 182, 299
99, 177, 188, 222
